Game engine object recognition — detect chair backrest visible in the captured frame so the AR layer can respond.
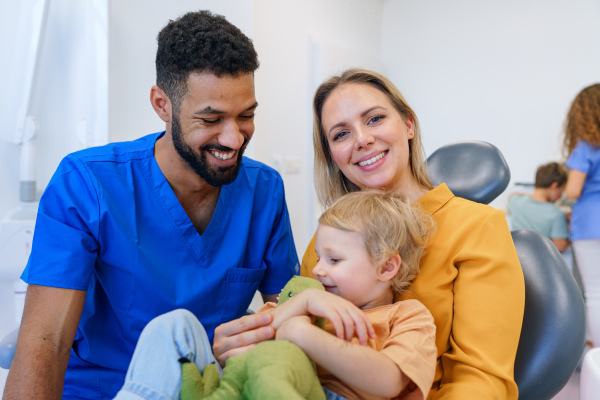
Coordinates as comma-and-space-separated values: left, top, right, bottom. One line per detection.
427, 141, 510, 205
427, 140, 586, 400
511, 229, 585, 400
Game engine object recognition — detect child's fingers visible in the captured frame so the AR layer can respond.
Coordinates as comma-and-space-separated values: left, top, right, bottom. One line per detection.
353, 312, 375, 345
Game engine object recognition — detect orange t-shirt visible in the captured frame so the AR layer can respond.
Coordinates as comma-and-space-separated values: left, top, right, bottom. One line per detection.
301, 184, 525, 399
259, 299, 437, 400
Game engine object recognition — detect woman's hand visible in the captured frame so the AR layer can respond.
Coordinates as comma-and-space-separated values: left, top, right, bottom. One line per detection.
212, 313, 275, 368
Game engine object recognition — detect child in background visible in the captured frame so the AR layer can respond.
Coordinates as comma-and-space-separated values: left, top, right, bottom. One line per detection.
114, 189, 437, 400
507, 162, 569, 252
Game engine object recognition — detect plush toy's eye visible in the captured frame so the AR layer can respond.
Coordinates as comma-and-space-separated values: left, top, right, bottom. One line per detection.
288, 292, 293, 297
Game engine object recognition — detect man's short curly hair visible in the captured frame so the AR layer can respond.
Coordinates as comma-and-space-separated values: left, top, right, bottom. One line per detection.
156, 10, 259, 109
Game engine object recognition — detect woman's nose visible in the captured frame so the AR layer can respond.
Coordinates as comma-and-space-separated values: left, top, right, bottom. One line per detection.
355, 127, 374, 149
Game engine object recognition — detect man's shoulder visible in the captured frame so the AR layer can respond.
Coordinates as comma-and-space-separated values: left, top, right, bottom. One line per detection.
240, 156, 279, 174
238, 157, 283, 185
67, 132, 161, 165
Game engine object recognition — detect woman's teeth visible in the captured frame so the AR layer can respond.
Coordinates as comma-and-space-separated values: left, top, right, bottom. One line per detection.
358, 151, 386, 167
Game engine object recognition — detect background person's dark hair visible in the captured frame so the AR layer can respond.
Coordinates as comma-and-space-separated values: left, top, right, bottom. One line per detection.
535, 162, 568, 188
156, 10, 259, 111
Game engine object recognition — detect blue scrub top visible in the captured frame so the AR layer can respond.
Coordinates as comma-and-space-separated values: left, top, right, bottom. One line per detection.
566, 140, 600, 240
21, 132, 299, 399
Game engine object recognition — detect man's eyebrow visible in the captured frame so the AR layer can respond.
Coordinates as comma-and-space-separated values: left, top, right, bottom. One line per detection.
194, 102, 259, 115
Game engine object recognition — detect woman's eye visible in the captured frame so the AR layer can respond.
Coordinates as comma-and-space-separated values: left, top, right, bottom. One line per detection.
368, 115, 384, 124
333, 131, 349, 141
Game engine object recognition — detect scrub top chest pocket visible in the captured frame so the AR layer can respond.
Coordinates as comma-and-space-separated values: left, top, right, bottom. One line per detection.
219, 263, 266, 324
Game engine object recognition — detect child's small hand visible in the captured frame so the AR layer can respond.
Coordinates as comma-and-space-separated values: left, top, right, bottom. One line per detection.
304, 290, 376, 345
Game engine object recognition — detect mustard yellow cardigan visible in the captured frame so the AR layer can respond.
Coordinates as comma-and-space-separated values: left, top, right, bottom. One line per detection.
301, 184, 525, 399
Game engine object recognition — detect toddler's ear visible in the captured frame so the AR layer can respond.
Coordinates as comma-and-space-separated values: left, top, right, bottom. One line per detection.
378, 254, 401, 282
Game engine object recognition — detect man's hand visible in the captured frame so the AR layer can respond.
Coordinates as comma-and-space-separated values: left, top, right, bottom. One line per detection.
212, 313, 275, 368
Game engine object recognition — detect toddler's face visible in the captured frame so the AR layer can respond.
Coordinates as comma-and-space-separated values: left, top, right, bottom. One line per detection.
312, 224, 391, 309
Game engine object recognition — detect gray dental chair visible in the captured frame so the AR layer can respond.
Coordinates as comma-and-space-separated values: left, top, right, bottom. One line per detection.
427, 140, 586, 400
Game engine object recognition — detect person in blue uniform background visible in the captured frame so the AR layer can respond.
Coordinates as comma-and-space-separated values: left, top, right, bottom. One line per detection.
4, 10, 298, 400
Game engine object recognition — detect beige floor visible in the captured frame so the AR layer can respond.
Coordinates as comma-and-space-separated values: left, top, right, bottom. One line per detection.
552, 371, 580, 400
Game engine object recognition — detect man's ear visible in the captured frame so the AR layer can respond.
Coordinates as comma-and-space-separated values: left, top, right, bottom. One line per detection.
378, 253, 401, 282
549, 181, 560, 190
150, 85, 172, 123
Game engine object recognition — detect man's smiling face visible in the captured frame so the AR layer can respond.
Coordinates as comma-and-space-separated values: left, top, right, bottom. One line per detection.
171, 72, 257, 187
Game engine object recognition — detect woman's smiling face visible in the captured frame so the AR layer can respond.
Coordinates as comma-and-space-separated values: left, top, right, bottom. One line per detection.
321, 82, 416, 193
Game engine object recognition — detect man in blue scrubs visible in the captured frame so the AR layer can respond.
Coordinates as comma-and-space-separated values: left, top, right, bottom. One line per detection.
4, 10, 298, 400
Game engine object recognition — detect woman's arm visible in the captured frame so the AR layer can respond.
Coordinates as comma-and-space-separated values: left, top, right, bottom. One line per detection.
277, 316, 407, 398
433, 209, 525, 399
565, 169, 587, 200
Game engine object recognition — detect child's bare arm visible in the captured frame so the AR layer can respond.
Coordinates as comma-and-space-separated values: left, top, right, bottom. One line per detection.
277, 316, 408, 398
267, 289, 375, 345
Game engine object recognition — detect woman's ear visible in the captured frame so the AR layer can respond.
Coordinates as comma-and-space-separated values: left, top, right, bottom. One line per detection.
150, 85, 172, 123
378, 253, 401, 282
404, 115, 415, 139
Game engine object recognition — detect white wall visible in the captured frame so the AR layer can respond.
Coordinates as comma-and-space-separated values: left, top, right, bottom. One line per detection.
381, 0, 600, 209
253, 0, 384, 254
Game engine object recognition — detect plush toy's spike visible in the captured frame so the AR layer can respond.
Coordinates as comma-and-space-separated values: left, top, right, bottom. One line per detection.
180, 360, 204, 400
202, 363, 221, 395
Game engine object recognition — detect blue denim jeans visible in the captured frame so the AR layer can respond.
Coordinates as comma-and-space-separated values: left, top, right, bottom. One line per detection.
113, 309, 222, 400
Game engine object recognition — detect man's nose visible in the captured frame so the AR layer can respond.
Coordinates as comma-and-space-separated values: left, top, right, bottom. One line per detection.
219, 121, 245, 149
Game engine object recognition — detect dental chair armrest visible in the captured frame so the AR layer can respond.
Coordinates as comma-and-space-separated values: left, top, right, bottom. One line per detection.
0, 327, 19, 369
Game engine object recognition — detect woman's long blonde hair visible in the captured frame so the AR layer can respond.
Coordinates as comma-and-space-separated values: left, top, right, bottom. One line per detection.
313, 69, 432, 208
562, 83, 600, 158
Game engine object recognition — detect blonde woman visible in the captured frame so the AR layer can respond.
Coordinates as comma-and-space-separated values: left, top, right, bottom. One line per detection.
300, 69, 524, 399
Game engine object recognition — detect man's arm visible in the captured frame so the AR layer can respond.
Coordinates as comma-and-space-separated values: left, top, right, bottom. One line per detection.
3, 284, 86, 400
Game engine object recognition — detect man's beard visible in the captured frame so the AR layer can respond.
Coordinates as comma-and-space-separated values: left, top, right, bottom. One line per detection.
171, 114, 247, 187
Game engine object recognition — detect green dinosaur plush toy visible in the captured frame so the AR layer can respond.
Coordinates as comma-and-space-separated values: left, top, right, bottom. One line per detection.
180, 276, 327, 400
